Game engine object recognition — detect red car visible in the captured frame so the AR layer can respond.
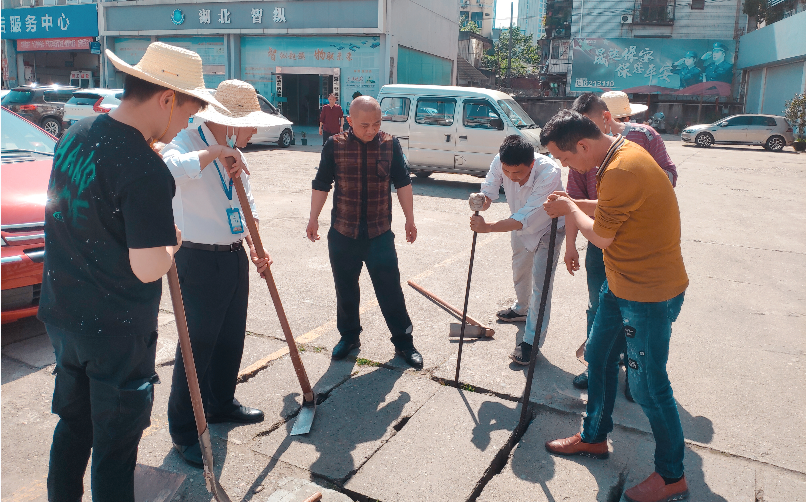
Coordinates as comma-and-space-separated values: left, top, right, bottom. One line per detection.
1, 107, 56, 323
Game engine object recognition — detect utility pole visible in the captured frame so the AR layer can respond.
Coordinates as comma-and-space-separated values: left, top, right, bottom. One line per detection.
506, 2, 514, 88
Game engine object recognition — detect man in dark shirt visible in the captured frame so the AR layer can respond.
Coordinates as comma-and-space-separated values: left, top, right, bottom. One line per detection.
306, 96, 423, 368
319, 92, 344, 145
37, 42, 222, 502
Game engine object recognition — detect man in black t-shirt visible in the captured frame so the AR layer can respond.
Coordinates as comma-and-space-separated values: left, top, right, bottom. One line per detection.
38, 42, 225, 502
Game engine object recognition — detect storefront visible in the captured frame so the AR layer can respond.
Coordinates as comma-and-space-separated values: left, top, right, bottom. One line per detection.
100, 0, 457, 125
1, 3, 99, 88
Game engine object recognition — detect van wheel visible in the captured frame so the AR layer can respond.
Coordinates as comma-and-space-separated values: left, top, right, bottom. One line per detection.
414, 171, 432, 178
695, 132, 713, 148
278, 129, 292, 148
41, 117, 62, 136
765, 135, 785, 152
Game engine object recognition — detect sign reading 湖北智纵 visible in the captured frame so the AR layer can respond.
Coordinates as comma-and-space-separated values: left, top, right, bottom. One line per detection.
1, 4, 98, 41
571, 38, 737, 96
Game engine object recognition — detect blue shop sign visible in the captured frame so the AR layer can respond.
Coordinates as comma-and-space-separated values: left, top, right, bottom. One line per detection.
1, 4, 99, 40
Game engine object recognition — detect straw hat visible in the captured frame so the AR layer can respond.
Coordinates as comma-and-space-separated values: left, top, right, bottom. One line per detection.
194, 80, 280, 128
601, 91, 648, 119
105, 42, 225, 110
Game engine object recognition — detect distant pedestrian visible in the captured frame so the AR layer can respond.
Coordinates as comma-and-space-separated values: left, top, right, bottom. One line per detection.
319, 92, 344, 145
542, 110, 689, 502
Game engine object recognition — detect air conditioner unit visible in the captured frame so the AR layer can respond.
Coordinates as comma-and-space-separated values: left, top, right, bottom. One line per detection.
621, 14, 633, 24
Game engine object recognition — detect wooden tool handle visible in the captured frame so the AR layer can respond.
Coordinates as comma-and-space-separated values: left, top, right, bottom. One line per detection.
167, 263, 209, 437
302, 493, 323, 502
226, 157, 314, 403
407, 280, 487, 328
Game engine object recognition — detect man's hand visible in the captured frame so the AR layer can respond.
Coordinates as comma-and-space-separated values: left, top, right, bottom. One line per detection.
221, 148, 249, 179
249, 246, 272, 278
564, 245, 580, 276
543, 192, 576, 218
469, 214, 491, 233
306, 219, 320, 242
318, 126, 323, 135
405, 220, 417, 243
468, 193, 486, 212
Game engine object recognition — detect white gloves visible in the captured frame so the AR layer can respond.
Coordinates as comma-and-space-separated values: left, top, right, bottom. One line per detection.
468, 193, 486, 212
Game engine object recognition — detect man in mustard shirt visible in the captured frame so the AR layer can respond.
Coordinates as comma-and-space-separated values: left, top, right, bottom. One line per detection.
539, 110, 689, 502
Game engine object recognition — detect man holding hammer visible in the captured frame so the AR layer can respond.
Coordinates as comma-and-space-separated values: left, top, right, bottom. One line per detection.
160, 79, 272, 467
307, 96, 422, 369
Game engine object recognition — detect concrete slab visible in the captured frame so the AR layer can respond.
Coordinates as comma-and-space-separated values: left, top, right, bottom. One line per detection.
263, 477, 353, 502
345, 386, 521, 502
755, 465, 806, 502
254, 366, 440, 482
1, 315, 47, 346
2, 334, 55, 369
1, 354, 39, 385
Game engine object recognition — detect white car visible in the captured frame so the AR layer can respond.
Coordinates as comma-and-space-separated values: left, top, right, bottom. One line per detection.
63, 89, 123, 129
681, 114, 795, 152
190, 91, 294, 148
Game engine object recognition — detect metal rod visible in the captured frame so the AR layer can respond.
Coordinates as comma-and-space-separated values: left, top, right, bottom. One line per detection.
454, 210, 479, 384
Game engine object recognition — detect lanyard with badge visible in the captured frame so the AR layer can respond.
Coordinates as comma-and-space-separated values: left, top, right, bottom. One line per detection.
198, 126, 244, 234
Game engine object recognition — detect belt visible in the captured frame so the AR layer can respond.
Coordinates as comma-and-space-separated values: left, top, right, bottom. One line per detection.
182, 240, 243, 252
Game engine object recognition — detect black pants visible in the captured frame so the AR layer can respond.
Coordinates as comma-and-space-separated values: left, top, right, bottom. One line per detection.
47, 325, 158, 502
328, 228, 414, 349
168, 245, 249, 446
322, 130, 336, 145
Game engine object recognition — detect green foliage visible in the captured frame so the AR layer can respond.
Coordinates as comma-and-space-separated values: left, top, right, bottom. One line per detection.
482, 28, 541, 80
460, 383, 476, 392
460, 15, 481, 34
743, 0, 797, 27
355, 357, 380, 367
784, 92, 806, 140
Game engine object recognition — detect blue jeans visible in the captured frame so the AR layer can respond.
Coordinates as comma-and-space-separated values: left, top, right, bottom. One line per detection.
584, 242, 607, 338
581, 281, 686, 479
522, 225, 565, 346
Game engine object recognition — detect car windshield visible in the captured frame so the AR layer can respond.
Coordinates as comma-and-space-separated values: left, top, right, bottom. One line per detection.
2, 90, 34, 105
497, 99, 536, 128
1, 108, 56, 155
68, 92, 103, 106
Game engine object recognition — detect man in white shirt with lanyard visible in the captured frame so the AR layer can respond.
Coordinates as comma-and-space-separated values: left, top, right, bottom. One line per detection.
161, 80, 272, 467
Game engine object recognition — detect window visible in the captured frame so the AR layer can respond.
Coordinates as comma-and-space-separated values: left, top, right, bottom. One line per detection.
751, 116, 777, 127
1, 90, 33, 105
257, 95, 278, 115
43, 90, 74, 103
725, 116, 753, 126
415, 98, 455, 126
68, 93, 103, 106
690, 0, 704, 9
380, 97, 411, 122
462, 100, 501, 129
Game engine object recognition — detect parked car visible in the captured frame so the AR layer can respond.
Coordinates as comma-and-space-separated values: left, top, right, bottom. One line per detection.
0, 89, 10, 100
1, 85, 77, 137
1, 107, 56, 323
376, 84, 543, 178
63, 89, 123, 129
682, 114, 794, 151
189, 90, 294, 148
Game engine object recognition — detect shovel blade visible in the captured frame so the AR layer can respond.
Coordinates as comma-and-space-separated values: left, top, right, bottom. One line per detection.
290, 397, 317, 436
134, 464, 185, 502
449, 323, 492, 338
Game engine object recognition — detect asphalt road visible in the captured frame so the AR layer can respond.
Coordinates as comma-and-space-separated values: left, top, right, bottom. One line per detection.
2, 136, 805, 501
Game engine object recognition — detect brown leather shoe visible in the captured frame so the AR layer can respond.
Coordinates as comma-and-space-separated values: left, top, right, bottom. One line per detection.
544, 433, 609, 459
624, 472, 689, 502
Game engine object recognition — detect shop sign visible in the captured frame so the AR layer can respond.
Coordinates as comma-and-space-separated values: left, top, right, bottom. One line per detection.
571, 38, 736, 96
90, 41, 101, 54
103, 0, 378, 33
1, 4, 98, 40
17, 37, 93, 52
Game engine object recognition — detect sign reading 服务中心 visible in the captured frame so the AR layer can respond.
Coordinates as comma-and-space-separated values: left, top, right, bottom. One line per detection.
1, 4, 98, 41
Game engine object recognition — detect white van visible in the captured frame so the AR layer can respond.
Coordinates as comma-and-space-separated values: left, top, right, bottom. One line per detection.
377, 84, 543, 178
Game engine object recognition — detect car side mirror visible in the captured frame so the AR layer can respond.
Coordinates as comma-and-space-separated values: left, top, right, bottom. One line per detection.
719, 122, 728, 127
490, 118, 504, 130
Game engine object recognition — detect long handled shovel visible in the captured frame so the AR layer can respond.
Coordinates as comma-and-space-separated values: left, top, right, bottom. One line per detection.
518, 218, 559, 427
226, 157, 317, 435
166, 264, 232, 502
454, 210, 480, 384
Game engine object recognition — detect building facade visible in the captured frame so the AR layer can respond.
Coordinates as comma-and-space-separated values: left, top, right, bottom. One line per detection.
98, 0, 457, 124
518, 0, 547, 40
737, 10, 806, 117
459, 0, 495, 38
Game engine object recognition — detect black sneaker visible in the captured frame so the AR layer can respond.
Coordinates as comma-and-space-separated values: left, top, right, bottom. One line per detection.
497, 308, 527, 323
509, 342, 532, 365
573, 369, 589, 389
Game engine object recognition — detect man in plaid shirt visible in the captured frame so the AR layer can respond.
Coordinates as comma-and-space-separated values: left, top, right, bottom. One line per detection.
307, 96, 423, 369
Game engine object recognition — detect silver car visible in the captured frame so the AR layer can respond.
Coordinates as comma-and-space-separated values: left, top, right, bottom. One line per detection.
682, 114, 795, 151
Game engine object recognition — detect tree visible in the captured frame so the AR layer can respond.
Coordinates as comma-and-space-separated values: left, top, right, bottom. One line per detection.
784, 92, 806, 141
743, 0, 798, 28
460, 15, 480, 34
482, 28, 540, 81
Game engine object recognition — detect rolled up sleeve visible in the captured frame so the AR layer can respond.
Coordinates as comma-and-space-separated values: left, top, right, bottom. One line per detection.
161, 148, 203, 186
480, 155, 503, 201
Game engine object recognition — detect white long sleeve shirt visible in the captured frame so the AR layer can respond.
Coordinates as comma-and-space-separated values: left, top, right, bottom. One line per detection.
161, 122, 259, 245
480, 152, 564, 252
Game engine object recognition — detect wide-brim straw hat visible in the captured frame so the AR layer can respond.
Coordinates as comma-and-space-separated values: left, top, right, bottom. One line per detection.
601, 91, 648, 119
194, 80, 280, 128
106, 42, 226, 111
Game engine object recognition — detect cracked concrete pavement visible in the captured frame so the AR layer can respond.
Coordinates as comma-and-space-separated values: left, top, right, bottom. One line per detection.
2, 138, 805, 501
